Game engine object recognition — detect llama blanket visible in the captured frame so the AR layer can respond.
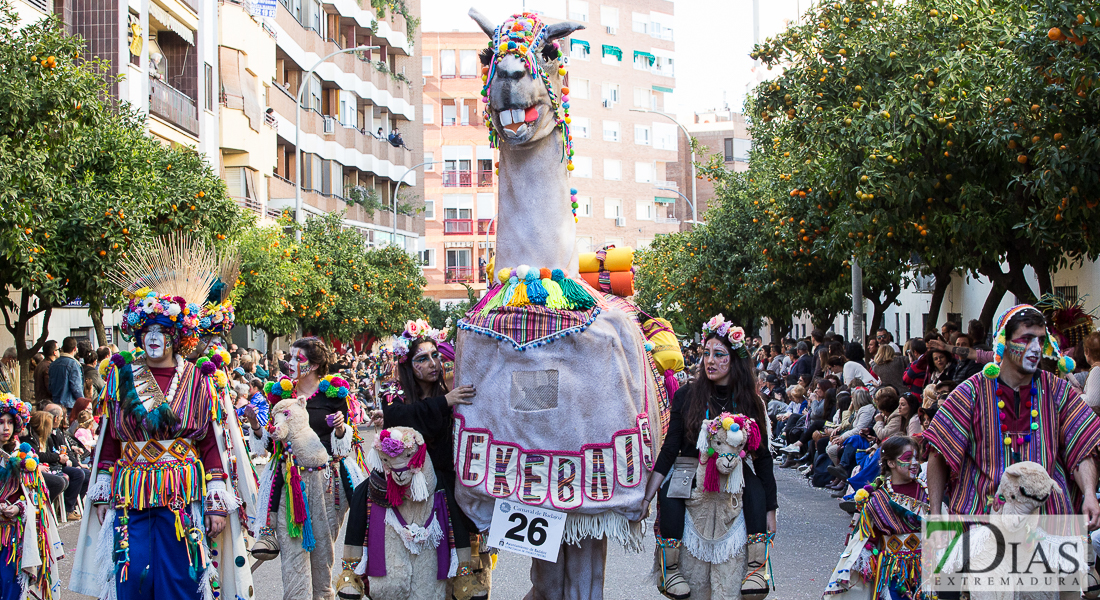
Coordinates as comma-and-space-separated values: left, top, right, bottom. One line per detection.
454, 289, 667, 550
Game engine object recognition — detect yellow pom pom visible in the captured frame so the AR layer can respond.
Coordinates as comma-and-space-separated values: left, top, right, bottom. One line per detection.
558, 67, 566, 75
721, 417, 736, 430
280, 380, 292, 391
567, 163, 575, 171
497, 268, 512, 284
565, 117, 572, 124
214, 371, 228, 387
1031, 410, 1038, 417
1004, 436, 1012, 445
854, 489, 869, 502
24, 458, 36, 471
499, 43, 508, 53
997, 401, 1005, 409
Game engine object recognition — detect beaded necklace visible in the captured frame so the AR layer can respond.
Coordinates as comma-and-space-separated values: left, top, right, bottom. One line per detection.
995, 376, 1039, 462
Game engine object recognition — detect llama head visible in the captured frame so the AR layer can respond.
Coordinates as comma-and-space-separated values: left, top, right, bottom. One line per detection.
697, 413, 760, 494
367, 426, 432, 503
992, 461, 1057, 521
470, 8, 584, 147
267, 396, 311, 442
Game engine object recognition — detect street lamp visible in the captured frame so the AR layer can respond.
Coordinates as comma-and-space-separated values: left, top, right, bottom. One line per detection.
631, 108, 697, 229
294, 44, 379, 240
390, 160, 435, 248
654, 186, 703, 226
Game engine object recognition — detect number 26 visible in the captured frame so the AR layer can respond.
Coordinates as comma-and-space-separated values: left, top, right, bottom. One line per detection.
504, 513, 549, 546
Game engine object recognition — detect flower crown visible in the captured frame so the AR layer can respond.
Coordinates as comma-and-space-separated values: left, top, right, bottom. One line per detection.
374, 427, 425, 458
702, 314, 749, 358
704, 412, 762, 454
391, 319, 449, 362
0, 393, 31, 427
264, 375, 295, 403
122, 287, 201, 352
198, 300, 235, 337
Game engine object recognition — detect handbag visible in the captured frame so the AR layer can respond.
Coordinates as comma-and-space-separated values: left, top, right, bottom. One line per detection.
665, 456, 698, 499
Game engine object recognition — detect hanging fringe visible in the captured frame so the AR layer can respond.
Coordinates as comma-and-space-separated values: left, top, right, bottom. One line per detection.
500, 277, 520, 306
562, 512, 643, 553
95, 506, 118, 600
385, 474, 406, 507
543, 278, 567, 309
506, 282, 529, 307
300, 475, 316, 552
470, 285, 502, 314
555, 273, 595, 310
408, 471, 430, 502
384, 508, 444, 555
725, 463, 745, 495
702, 457, 720, 493
113, 458, 204, 511
330, 427, 353, 458
526, 275, 549, 305
663, 369, 679, 397
683, 511, 747, 564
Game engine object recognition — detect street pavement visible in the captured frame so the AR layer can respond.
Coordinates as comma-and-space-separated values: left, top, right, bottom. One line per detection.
54, 459, 853, 599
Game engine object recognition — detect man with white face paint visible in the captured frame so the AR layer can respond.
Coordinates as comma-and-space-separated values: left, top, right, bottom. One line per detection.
925, 304, 1100, 519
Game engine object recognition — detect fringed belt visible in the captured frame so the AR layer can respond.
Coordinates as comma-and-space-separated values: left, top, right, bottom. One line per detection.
870, 533, 922, 600
114, 439, 206, 510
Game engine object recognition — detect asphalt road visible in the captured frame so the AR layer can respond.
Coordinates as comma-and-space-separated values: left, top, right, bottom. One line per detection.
54, 459, 853, 599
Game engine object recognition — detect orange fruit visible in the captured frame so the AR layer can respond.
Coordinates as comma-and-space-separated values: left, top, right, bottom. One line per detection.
1017, 154, 1028, 164
1049, 27, 1063, 40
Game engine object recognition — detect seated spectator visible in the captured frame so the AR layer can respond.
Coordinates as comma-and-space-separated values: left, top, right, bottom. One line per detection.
376, 126, 384, 139
44, 403, 90, 517
872, 386, 904, 440
27, 411, 77, 519
238, 378, 270, 433
71, 409, 97, 453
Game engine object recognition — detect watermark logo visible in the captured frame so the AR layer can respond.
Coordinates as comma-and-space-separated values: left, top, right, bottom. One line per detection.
922, 514, 1088, 593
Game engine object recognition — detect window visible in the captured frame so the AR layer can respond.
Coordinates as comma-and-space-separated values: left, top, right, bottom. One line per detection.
576, 236, 594, 253
599, 5, 618, 28
339, 91, 357, 128
631, 12, 647, 33
653, 122, 677, 151
601, 45, 622, 64
424, 199, 435, 219
459, 50, 478, 77
605, 237, 624, 247
734, 139, 752, 161
602, 120, 620, 142
601, 82, 619, 104
572, 78, 589, 99
575, 195, 592, 217
654, 55, 674, 77
440, 50, 456, 78
603, 159, 621, 181
424, 152, 435, 171
570, 39, 590, 60
423, 103, 434, 124
572, 117, 590, 138
604, 198, 622, 219
460, 100, 470, 126
633, 87, 655, 108
724, 138, 734, 161
636, 238, 653, 250
204, 63, 213, 111
572, 156, 592, 178
569, 0, 588, 21
419, 248, 436, 268
633, 51, 655, 71
446, 248, 471, 268
636, 199, 654, 221
305, 74, 322, 112
442, 101, 457, 125
635, 161, 653, 183
443, 194, 473, 220
422, 56, 433, 75
634, 125, 651, 146
1055, 286, 1079, 305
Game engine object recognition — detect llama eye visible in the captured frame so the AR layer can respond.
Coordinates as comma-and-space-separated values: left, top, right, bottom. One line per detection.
283, 411, 290, 417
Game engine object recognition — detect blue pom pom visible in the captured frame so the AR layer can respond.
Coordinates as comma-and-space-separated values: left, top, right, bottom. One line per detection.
570, 188, 577, 194
318, 380, 331, 392
337, 387, 348, 398
18, 443, 32, 453
551, 269, 565, 282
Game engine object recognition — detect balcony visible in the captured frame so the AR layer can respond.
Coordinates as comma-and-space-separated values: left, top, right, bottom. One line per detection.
234, 196, 264, 216
149, 78, 199, 136
445, 266, 476, 283
655, 215, 680, 225
477, 170, 493, 187
444, 218, 473, 235
477, 219, 496, 235
442, 170, 472, 188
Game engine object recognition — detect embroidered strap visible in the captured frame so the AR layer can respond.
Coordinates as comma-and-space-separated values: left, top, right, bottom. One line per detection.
121, 438, 197, 465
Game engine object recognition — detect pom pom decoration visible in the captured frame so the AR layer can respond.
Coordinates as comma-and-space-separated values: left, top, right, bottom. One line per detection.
983, 362, 1001, 379
0, 393, 32, 427
854, 488, 870, 502
199, 361, 216, 376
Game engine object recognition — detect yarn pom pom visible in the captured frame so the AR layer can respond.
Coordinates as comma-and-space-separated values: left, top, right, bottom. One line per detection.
211, 353, 224, 367
854, 488, 869, 502
111, 354, 126, 368
644, 341, 655, 351
264, 382, 274, 395
516, 264, 530, 279
983, 362, 1001, 379
200, 361, 216, 376
196, 357, 210, 369
1058, 355, 1075, 374
497, 268, 511, 284
551, 269, 565, 282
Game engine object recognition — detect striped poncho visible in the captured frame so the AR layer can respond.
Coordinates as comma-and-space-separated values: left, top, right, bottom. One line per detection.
922, 371, 1100, 515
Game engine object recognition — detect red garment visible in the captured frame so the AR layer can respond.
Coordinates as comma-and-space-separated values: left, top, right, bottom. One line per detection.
97, 365, 223, 472
892, 480, 920, 499
995, 380, 1033, 432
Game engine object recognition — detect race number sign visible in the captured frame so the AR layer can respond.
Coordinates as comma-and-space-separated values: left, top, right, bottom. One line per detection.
486, 498, 567, 562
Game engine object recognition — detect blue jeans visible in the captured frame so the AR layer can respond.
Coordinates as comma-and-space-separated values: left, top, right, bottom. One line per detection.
115, 507, 203, 600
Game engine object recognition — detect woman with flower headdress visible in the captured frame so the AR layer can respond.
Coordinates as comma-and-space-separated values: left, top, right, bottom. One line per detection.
0, 392, 63, 600
338, 319, 488, 600
640, 315, 778, 600
244, 336, 367, 600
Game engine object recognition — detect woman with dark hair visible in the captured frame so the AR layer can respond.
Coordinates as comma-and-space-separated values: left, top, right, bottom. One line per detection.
340, 321, 486, 600
824, 435, 927, 599
641, 315, 777, 600
778, 379, 835, 466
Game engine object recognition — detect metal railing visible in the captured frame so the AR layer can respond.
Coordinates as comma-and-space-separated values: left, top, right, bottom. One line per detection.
476, 170, 493, 187
234, 196, 264, 216
264, 112, 278, 130
442, 170, 473, 188
444, 219, 473, 234
477, 219, 496, 235
149, 78, 199, 136
445, 266, 476, 283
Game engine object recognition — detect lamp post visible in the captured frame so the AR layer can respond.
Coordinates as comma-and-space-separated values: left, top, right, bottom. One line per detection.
655, 186, 702, 227
631, 108, 697, 229
294, 45, 378, 240
390, 160, 435, 248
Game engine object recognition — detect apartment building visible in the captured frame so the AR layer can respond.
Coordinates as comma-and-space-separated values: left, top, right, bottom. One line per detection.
266, 0, 424, 251
667, 108, 752, 231
420, 32, 499, 304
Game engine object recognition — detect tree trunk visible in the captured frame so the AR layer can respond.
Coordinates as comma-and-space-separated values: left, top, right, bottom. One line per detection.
265, 330, 279, 377
2, 291, 53, 399
926, 267, 952, 329
812, 311, 838, 334
979, 283, 1007, 332
1033, 263, 1053, 298
89, 299, 108, 347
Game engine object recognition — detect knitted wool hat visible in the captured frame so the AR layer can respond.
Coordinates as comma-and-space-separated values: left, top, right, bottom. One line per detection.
983, 304, 1075, 379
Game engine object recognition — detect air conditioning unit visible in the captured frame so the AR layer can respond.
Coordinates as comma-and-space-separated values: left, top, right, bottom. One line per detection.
615, 217, 626, 227
602, 99, 613, 108
606, 26, 617, 35
323, 115, 335, 134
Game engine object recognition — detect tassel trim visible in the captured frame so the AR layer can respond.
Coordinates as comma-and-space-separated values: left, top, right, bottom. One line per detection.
112, 458, 205, 511
384, 507, 444, 555
683, 511, 747, 564
562, 511, 643, 553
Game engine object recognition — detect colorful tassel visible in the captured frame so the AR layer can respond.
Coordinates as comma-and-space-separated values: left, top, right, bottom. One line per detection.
500, 276, 520, 306
558, 276, 596, 310
386, 474, 406, 507
409, 443, 427, 470
526, 271, 549, 305
507, 282, 529, 307
663, 369, 680, 397
543, 278, 567, 309
702, 456, 720, 492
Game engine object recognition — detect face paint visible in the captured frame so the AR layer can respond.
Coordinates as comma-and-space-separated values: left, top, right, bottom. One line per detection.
1006, 334, 1042, 373
144, 324, 168, 360
893, 447, 919, 479
288, 349, 313, 380
703, 338, 731, 384
411, 342, 441, 384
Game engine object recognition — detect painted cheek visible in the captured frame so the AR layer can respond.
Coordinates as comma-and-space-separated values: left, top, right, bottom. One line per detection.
1006, 339, 1029, 361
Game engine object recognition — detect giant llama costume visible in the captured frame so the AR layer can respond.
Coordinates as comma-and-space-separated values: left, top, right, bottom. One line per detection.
454, 9, 670, 600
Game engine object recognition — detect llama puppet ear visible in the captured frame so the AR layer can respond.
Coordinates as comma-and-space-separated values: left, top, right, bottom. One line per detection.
468, 8, 496, 38
544, 21, 585, 43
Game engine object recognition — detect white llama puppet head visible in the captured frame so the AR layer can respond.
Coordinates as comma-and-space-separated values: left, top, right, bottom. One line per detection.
366, 426, 431, 506
697, 412, 761, 495
990, 460, 1058, 531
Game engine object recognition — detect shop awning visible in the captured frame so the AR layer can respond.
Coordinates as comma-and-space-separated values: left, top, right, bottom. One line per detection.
654, 196, 677, 204
149, 3, 194, 45
602, 45, 622, 59
634, 50, 656, 64
570, 39, 590, 50
652, 85, 674, 93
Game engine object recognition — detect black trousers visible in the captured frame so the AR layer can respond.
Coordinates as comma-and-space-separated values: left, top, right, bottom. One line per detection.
345, 473, 474, 551
60, 465, 89, 512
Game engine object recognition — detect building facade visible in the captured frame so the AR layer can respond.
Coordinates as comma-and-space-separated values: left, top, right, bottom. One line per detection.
420, 31, 499, 305
667, 108, 752, 231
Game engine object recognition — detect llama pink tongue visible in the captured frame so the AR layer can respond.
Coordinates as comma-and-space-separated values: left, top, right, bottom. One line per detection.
524, 106, 539, 122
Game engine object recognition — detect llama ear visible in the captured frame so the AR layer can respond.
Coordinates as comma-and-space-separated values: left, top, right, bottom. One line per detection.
545, 21, 585, 43
468, 8, 496, 38
296, 395, 308, 409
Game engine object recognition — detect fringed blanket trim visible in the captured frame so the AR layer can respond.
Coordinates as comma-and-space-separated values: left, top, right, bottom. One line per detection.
367, 490, 454, 580
683, 511, 747, 565
563, 511, 643, 553
112, 454, 205, 511
458, 305, 601, 351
